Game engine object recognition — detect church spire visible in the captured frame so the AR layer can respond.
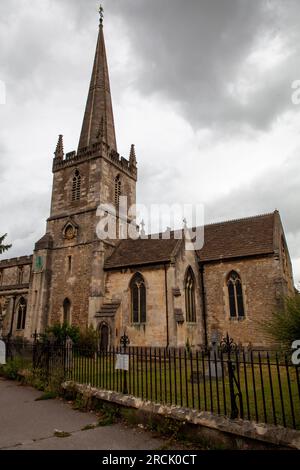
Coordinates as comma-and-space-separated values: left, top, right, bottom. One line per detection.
78, 6, 117, 152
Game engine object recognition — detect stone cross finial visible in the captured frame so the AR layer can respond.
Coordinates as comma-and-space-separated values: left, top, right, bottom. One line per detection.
99, 4, 104, 24
140, 219, 146, 237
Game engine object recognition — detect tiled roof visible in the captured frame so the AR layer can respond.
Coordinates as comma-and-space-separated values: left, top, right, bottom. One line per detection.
104, 236, 181, 269
104, 212, 277, 269
96, 301, 121, 317
197, 212, 276, 262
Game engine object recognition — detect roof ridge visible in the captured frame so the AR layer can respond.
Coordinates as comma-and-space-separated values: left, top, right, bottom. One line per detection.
141, 212, 277, 239
203, 211, 276, 228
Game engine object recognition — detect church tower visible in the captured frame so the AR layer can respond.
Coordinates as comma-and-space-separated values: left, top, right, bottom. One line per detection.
26, 9, 137, 336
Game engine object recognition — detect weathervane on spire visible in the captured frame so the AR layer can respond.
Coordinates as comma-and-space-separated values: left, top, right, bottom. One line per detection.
99, 4, 104, 25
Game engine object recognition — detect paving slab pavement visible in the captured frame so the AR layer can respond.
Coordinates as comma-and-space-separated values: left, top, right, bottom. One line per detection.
0, 378, 164, 450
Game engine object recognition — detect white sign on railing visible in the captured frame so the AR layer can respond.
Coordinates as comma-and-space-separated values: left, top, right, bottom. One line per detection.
0, 340, 6, 365
115, 354, 129, 371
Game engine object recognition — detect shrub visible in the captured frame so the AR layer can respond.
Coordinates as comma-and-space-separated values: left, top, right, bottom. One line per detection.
77, 325, 98, 357
0, 358, 25, 380
263, 295, 300, 349
44, 323, 80, 345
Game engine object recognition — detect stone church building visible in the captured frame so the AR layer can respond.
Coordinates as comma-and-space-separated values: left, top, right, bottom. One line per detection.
0, 14, 295, 349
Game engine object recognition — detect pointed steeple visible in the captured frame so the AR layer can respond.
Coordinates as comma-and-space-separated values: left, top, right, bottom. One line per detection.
54, 134, 64, 160
78, 9, 117, 152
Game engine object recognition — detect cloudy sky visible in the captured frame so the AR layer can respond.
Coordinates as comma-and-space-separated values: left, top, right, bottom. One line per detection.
0, 0, 300, 285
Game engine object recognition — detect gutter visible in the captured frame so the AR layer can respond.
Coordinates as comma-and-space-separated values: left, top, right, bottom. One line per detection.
104, 259, 172, 271
164, 264, 169, 349
199, 262, 208, 351
8, 295, 17, 338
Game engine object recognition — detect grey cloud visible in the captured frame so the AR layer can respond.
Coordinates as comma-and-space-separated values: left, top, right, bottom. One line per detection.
138, 161, 182, 207
0, 192, 49, 260
2, 0, 299, 132
0, 142, 7, 183
1, 0, 299, 281
0, 2, 95, 106
105, 0, 300, 132
4, 0, 298, 131
205, 153, 300, 261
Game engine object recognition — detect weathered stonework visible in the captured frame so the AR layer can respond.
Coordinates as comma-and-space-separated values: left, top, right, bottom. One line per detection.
62, 381, 300, 450
0, 16, 295, 349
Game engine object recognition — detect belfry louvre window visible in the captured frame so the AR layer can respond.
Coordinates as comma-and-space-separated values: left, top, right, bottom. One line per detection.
17, 297, 27, 330
72, 170, 81, 201
130, 273, 146, 324
227, 271, 245, 318
115, 175, 121, 208
185, 267, 196, 323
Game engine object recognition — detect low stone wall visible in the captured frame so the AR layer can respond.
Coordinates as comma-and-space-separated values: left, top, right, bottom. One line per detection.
62, 381, 300, 450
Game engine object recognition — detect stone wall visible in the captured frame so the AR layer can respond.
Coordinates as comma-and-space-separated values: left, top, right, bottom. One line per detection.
0, 257, 32, 337
0, 257, 32, 287
47, 243, 94, 329
45, 144, 137, 332
102, 242, 204, 348
168, 243, 203, 348
100, 157, 136, 218
203, 255, 284, 346
50, 158, 101, 217
104, 266, 168, 347
102, 236, 295, 348
63, 381, 300, 450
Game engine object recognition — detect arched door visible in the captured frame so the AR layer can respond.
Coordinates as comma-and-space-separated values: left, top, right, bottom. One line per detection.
63, 298, 71, 324
99, 324, 109, 351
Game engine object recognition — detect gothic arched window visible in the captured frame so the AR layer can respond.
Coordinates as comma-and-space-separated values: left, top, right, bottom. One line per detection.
63, 298, 71, 324
115, 175, 121, 209
185, 267, 196, 323
17, 297, 27, 330
72, 169, 81, 201
130, 273, 146, 324
227, 271, 245, 318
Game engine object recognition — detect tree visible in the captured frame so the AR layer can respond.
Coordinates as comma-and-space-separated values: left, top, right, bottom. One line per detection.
263, 295, 300, 349
0, 233, 12, 254
44, 323, 80, 345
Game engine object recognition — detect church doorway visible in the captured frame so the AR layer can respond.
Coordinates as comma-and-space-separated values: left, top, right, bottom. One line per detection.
63, 298, 71, 324
99, 323, 109, 351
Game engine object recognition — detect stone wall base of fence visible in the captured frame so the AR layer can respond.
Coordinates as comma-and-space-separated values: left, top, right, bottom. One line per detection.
62, 381, 300, 450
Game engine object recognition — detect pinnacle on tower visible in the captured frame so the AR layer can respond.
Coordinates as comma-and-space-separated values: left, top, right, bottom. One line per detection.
129, 144, 137, 168
54, 134, 64, 160
78, 7, 117, 152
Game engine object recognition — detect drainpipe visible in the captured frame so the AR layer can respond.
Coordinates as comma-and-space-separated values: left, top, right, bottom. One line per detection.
199, 262, 208, 351
9, 295, 16, 338
164, 264, 169, 349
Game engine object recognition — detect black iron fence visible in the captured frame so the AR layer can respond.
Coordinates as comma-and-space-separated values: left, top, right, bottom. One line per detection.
2, 339, 300, 431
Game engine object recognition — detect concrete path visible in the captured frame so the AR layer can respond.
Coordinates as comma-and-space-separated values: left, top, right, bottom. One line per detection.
0, 378, 164, 450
